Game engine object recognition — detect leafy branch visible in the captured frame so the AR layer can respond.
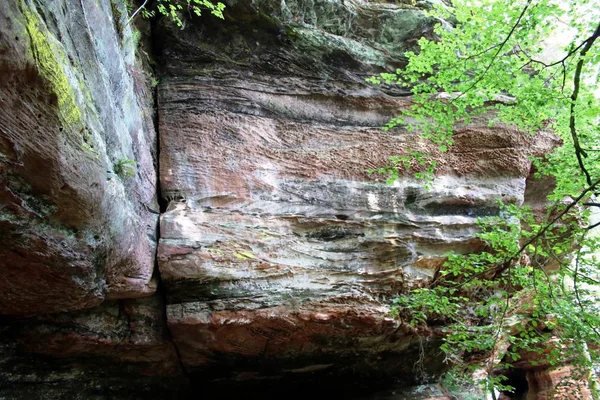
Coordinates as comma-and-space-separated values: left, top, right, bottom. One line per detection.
128, 0, 226, 27
127, 0, 150, 24
373, 0, 600, 396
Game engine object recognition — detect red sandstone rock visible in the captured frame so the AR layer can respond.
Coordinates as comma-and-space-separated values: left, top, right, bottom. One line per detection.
0, 1, 158, 314
7, 295, 180, 375
157, 37, 558, 378
526, 366, 593, 400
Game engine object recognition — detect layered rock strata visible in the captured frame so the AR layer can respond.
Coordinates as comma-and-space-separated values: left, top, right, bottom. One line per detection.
155, 0, 558, 384
0, 0, 565, 398
0, 295, 185, 399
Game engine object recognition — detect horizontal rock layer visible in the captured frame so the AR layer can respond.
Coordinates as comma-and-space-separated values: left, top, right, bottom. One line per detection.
0, 296, 186, 400
155, 0, 558, 384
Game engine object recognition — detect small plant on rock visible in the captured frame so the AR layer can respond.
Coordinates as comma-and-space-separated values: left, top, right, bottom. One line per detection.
114, 158, 136, 180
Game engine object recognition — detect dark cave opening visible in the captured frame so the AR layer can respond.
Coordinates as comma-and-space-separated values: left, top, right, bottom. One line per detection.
499, 368, 529, 399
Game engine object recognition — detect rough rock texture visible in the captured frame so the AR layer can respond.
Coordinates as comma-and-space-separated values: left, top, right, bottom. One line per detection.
0, 295, 186, 399
525, 367, 592, 400
511, 344, 595, 400
0, 0, 158, 315
0, 1, 182, 398
0, 0, 570, 398
156, 0, 558, 385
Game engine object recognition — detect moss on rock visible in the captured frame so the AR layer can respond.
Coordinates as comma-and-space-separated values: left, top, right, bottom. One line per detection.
23, 8, 83, 129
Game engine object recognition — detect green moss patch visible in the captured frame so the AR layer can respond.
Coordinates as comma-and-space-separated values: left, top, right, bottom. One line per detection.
23, 8, 83, 129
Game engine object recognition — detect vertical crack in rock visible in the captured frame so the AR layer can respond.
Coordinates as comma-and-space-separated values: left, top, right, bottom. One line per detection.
155, 164, 192, 389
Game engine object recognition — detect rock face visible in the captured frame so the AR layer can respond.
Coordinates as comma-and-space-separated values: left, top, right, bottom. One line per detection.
0, 0, 158, 315
0, 295, 186, 399
510, 344, 595, 400
0, 0, 570, 399
0, 1, 180, 398
156, 0, 558, 386
526, 367, 593, 400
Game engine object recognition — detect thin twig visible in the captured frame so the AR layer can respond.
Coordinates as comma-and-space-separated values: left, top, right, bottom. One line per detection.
518, 39, 589, 70
127, 0, 150, 24
451, 0, 532, 103
585, 220, 600, 231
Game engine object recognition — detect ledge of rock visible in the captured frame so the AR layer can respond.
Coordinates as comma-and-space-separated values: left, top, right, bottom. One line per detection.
0, 295, 186, 399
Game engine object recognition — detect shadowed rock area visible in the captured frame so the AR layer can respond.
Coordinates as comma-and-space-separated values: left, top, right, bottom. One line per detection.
0, 0, 562, 398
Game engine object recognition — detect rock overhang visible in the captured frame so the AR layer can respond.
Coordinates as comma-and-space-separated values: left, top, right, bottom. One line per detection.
155, 0, 558, 382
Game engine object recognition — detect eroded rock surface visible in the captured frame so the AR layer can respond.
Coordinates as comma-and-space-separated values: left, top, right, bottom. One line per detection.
0, 0, 158, 315
0, 1, 178, 398
0, 0, 567, 398
510, 344, 595, 400
155, 0, 558, 384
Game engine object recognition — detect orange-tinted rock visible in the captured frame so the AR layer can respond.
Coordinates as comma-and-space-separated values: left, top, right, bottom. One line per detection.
526, 366, 593, 400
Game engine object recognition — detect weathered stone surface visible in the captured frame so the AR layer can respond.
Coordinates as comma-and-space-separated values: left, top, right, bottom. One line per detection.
0, 294, 186, 399
4, 296, 177, 370
0, 0, 569, 398
155, 0, 558, 383
510, 341, 595, 400
0, 0, 158, 314
525, 366, 593, 400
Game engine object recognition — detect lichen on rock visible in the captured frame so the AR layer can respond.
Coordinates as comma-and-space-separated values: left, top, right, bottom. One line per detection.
0, 0, 159, 315
23, 8, 83, 130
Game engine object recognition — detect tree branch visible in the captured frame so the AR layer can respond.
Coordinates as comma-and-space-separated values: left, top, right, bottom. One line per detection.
127, 0, 150, 24
450, 177, 600, 289
569, 22, 600, 188
452, 0, 532, 103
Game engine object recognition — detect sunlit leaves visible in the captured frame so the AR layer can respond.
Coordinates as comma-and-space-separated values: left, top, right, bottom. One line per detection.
139, 0, 226, 27
368, 0, 600, 196
392, 200, 600, 393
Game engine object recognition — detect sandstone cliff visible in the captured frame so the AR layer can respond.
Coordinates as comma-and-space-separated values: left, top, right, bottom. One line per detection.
0, 0, 563, 399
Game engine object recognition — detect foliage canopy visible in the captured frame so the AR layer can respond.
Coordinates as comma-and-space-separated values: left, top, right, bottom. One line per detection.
369, 0, 600, 397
